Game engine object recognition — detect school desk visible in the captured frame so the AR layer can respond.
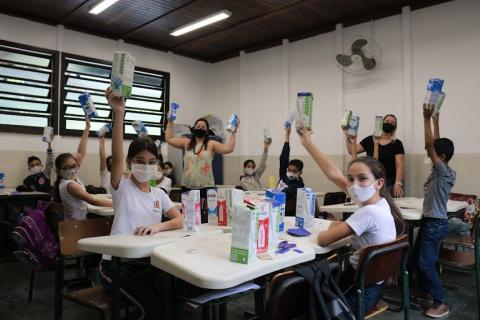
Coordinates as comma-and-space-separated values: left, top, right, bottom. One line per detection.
77, 224, 224, 320
86, 200, 183, 216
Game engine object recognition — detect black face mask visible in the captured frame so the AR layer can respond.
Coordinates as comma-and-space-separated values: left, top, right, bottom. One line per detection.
382, 122, 396, 133
107, 163, 112, 172
194, 128, 207, 138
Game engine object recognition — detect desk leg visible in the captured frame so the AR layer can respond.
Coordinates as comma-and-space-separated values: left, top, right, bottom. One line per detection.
254, 277, 266, 318
111, 257, 121, 320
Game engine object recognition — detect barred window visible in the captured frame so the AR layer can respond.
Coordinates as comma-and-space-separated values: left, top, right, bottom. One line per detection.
0, 40, 57, 134
61, 53, 169, 140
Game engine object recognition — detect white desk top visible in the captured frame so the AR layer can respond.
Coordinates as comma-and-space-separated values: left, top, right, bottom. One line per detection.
0, 188, 50, 197
77, 224, 223, 259
150, 232, 315, 290
281, 217, 350, 254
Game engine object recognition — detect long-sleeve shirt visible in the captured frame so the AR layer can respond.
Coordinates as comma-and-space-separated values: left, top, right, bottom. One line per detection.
240, 148, 268, 191
276, 142, 304, 198
22, 148, 53, 193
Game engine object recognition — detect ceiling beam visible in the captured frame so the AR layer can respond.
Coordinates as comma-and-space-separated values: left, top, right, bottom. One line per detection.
60, 0, 93, 24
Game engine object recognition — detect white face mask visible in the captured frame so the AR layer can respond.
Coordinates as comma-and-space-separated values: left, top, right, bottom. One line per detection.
347, 181, 378, 204
244, 168, 255, 176
286, 172, 299, 180
61, 168, 78, 180
164, 168, 172, 176
30, 165, 43, 174
156, 171, 164, 180
131, 163, 158, 183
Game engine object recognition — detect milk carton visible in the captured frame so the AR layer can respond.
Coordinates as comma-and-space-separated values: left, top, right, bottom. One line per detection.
255, 202, 270, 254
168, 103, 180, 121
424, 78, 444, 107
207, 189, 218, 225
182, 190, 201, 232
217, 188, 228, 226
226, 113, 239, 132
96, 123, 112, 137
227, 189, 244, 226
426, 78, 444, 92
296, 92, 313, 130
42, 126, 54, 143
434, 92, 446, 115
132, 120, 148, 137
263, 127, 272, 144
284, 111, 296, 129
264, 199, 279, 251
78, 93, 98, 118
111, 51, 135, 98
0, 172, 4, 190
341, 110, 352, 129
295, 188, 316, 228
265, 189, 286, 232
374, 116, 383, 138
230, 204, 257, 264
347, 116, 360, 137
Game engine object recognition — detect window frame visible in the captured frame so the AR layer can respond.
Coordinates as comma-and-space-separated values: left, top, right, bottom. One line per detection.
59, 52, 170, 141
0, 39, 59, 135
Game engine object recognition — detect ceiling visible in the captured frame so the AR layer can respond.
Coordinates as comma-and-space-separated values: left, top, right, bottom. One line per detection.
0, 0, 451, 63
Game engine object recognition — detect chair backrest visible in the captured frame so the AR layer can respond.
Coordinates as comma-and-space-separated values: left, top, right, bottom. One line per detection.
267, 272, 308, 320
354, 234, 409, 287
58, 217, 113, 256
45, 201, 64, 233
324, 192, 347, 206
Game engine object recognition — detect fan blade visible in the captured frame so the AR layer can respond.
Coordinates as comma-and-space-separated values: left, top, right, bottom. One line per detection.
336, 54, 353, 67
361, 54, 376, 70
351, 39, 368, 55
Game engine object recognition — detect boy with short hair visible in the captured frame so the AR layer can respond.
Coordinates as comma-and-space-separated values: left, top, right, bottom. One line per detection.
18, 139, 54, 193
417, 104, 456, 318
277, 127, 304, 215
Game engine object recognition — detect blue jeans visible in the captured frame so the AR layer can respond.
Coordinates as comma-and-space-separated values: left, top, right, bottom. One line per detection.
416, 218, 449, 304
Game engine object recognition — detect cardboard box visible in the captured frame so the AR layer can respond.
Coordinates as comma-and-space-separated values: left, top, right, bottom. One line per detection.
182, 190, 201, 232
295, 188, 316, 228
111, 51, 135, 98
230, 205, 257, 264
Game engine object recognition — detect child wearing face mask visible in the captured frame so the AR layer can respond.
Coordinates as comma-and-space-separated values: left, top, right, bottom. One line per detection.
53, 119, 112, 220
297, 126, 405, 314
163, 161, 177, 187
240, 140, 271, 191
276, 127, 304, 216
151, 161, 172, 195
98, 136, 113, 191
100, 88, 183, 320
18, 138, 54, 194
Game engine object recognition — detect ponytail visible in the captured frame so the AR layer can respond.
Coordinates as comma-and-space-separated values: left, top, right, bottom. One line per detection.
54, 175, 62, 202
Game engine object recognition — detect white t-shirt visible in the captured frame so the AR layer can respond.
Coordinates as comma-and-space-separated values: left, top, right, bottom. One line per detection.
110, 177, 175, 236
156, 176, 172, 194
345, 198, 396, 269
59, 178, 88, 220
100, 168, 111, 192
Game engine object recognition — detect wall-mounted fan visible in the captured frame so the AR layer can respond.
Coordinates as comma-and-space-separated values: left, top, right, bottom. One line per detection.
336, 37, 382, 75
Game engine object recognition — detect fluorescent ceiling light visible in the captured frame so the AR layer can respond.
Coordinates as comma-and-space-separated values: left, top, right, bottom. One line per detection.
170, 10, 232, 37
89, 0, 120, 15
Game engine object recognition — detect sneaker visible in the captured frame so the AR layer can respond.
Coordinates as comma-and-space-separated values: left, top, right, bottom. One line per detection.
425, 303, 449, 318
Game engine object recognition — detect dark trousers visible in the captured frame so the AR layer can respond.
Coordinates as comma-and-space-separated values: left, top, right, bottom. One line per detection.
416, 217, 449, 304
100, 259, 164, 320
339, 265, 385, 314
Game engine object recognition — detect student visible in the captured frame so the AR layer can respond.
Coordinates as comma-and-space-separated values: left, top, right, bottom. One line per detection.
296, 126, 405, 314
100, 88, 183, 320
240, 140, 271, 191
276, 127, 304, 216
163, 161, 177, 187
98, 136, 112, 191
345, 114, 405, 197
152, 162, 172, 195
416, 105, 455, 318
18, 138, 54, 193
53, 119, 112, 220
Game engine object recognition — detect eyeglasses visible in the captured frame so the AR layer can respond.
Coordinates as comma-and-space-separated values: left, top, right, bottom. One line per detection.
132, 158, 159, 165
61, 165, 78, 170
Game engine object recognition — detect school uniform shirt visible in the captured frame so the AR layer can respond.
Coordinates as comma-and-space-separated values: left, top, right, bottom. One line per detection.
345, 198, 396, 269
22, 149, 54, 193
59, 178, 88, 220
156, 176, 172, 194
240, 148, 268, 191
100, 168, 111, 191
276, 142, 305, 197
422, 159, 456, 219
110, 177, 175, 237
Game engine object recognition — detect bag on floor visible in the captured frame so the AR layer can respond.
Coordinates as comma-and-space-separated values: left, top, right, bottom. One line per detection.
11, 201, 58, 269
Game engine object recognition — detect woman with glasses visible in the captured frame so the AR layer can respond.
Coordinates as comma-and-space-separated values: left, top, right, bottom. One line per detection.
53, 118, 112, 220
99, 88, 183, 320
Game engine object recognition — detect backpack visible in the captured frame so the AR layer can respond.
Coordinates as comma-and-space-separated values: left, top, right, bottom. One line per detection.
11, 201, 58, 269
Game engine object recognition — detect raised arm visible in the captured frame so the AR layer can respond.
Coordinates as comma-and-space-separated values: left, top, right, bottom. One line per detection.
343, 128, 364, 155
350, 135, 358, 160
106, 88, 126, 190
423, 104, 440, 164
211, 129, 237, 155
255, 141, 270, 178
433, 112, 440, 140
165, 120, 189, 149
99, 136, 107, 172
279, 128, 291, 180
297, 128, 349, 192
44, 138, 54, 180
75, 118, 90, 167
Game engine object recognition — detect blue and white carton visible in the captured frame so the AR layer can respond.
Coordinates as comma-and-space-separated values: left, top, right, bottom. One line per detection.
167, 103, 180, 121
78, 93, 98, 118
295, 188, 316, 228
111, 51, 135, 98
226, 113, 239, 132
132, 120, 148, 137
265, 189, 286, 232
207, 189, 218, 225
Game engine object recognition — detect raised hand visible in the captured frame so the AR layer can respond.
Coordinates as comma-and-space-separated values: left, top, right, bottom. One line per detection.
105, 87, 125, 113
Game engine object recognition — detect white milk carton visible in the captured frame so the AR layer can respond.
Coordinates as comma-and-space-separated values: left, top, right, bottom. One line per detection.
225, 188, 245, 226
374, 116, 383, 138
182, 190, 201, 232
263, 199, 279, 252
347, 116, 360, 137
207, 189, 218, 225
230, 204, 257, 264
217, 188, 228, 226
111, 51, 135, 98
42, 126, 54, 143
295, 188, 316, 228
265, 189, 286, 232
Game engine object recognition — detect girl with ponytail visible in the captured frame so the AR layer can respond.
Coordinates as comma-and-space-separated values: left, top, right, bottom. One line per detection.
54, 118, 112, 220
296, 126, 405, 315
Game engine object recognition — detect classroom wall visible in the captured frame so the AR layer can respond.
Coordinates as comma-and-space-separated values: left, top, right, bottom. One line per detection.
209, 0, 480, 197
0, 13, 211, 188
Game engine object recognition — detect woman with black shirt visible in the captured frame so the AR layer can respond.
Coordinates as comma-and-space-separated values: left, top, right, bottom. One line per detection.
344, 114, 405, 197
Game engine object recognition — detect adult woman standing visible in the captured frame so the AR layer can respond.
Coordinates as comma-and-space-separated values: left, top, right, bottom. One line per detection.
345, 114, 405, 197
165, 117, 238, 197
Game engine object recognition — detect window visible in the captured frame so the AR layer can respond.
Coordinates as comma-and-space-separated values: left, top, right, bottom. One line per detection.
61, 53, 169, 140
0, 40, 57, 134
